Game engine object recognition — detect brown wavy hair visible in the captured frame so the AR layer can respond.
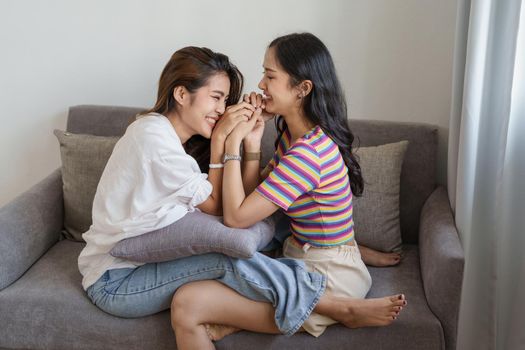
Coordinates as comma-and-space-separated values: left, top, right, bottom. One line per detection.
141, 46, 244, 172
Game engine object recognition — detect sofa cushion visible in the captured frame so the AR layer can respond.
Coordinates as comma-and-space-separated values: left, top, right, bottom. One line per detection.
54, 129, 119, 241
352, 141, 408, 252
110, 211, 276, 262
0, 241, 443, 350
349, 120, 437, 244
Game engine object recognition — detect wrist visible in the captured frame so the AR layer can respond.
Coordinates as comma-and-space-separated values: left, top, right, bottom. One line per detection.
243, 140, 261, 153
211, 133, 226, 146
210, 139, 225, 164
243, 150, 261, 161
225, 135, 243, 152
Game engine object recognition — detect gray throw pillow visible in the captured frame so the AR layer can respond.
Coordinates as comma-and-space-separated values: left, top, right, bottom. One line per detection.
110, 211, 276, 261
54, 130, 119, 241
353, 140, 409, 253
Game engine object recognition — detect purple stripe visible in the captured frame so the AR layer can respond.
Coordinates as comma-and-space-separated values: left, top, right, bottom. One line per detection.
318, 142, 338, 157
294, 224, 354, 237
310, 136, 326, 148
279, 159, 319, 186
273, 167, 315, 192
321, 173, 348, 188
293, 230, 353, 241
322, 152, 343, 168
294, 218, 353, 228
264, 176, 299, 202
288, 201, 322, 211
314, 184, 350, 198
289, 201, 352, 215
322, 168, 348, 183
259, 177, 296, 202
288, 146, 320, 169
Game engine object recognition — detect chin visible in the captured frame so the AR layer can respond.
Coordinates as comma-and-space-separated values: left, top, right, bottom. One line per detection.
264, 105, 277, 114
197, 127, 213, 139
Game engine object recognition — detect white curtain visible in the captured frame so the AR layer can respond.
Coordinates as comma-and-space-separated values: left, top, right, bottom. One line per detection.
448, 0, 525, 349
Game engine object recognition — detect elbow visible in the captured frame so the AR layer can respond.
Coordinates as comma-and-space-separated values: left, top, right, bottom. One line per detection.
209, 207, 223, 217
209, 205, 223, 216
223, 213, 248, 229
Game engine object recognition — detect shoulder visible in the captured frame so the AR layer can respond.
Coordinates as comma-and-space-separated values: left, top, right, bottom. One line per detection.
130, 113, 176, 139
288, 139, 319, 160
287, 127, 324, 161
302, 126, 339, 159
282, 139, 321, 178
128, 113, 184, 156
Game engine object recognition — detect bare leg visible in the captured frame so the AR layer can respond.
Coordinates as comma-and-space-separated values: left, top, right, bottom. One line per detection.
171, 281, 280, 350
171, 281, 407, 349
359, 244, 402, 267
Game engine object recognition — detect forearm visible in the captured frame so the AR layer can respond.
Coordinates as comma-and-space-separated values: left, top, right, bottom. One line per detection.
241, 140, 262, 194
205, 136, 226, 215
223, 137, 247, 226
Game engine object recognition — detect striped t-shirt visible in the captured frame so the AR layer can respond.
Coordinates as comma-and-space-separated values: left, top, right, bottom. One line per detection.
256, 125, 355, 247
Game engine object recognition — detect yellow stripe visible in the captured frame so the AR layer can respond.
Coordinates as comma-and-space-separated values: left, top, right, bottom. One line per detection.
291, 224, 352, 234
293, 232, 355, 245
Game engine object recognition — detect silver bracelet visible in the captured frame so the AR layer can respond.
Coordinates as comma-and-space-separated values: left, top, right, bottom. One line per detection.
209, 163, 225, 169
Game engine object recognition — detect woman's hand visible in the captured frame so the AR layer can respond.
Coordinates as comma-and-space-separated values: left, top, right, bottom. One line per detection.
212, 102, 256, 142
243, 92, 274, 122
226, 108, 262, 150
242, 92, 272, 150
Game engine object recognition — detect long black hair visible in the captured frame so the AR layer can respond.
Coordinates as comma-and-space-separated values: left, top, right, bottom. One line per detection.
269, 33, 363, 196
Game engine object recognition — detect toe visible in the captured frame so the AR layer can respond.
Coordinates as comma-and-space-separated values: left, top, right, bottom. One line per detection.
390, 294, 405, 302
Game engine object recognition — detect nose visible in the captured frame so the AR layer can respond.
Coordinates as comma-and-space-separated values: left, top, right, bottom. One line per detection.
217, 100, 226, 115
258, 78, 265, 91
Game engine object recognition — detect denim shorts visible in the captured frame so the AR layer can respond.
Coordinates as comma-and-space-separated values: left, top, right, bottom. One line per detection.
86, 252, 325, 335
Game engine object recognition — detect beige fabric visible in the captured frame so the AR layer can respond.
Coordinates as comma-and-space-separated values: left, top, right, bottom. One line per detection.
353, 140, 409, 252
283, 237, 372, 337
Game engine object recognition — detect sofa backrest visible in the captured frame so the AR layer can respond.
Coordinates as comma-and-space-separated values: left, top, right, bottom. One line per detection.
67, 105, 437, 244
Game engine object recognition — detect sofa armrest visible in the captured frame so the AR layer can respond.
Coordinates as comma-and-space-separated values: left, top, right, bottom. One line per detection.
0, 169, 64, 291
419, 186, 464, 350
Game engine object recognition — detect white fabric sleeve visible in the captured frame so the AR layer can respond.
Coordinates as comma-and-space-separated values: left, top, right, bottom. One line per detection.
151, 154, 212, 210
135, 116, 213, 210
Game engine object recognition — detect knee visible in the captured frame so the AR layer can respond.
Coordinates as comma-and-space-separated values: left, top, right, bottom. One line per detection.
171, 285, 196, 329
171, 284, 206, 328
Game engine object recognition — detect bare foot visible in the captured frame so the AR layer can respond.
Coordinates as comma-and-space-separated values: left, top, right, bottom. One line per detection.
359, 245, 402, 267
324, 294, 407, 328
205, 324, 241, 341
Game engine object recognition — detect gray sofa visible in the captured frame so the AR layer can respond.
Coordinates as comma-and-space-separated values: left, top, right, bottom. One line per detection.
0, 105, 464, 350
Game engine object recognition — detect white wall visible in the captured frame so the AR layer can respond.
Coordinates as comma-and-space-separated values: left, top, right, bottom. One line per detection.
0, 0, 457, 206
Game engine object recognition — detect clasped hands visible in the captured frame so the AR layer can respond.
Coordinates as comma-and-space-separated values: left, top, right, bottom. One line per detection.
212, 92, 274, 153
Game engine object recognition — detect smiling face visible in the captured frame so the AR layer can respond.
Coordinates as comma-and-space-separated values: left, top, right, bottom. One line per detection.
177, 73, 230, 139
258, 47, 301, 117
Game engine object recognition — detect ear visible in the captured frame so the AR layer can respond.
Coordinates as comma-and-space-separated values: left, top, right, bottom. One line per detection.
298, 80, 313, 98
173, 86, 188, 106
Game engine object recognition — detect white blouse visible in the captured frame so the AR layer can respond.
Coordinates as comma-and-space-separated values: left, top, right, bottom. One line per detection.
78, 113, 212, 290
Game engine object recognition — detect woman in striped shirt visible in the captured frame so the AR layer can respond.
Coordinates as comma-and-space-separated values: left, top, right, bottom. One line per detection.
172, 33, 407, 347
